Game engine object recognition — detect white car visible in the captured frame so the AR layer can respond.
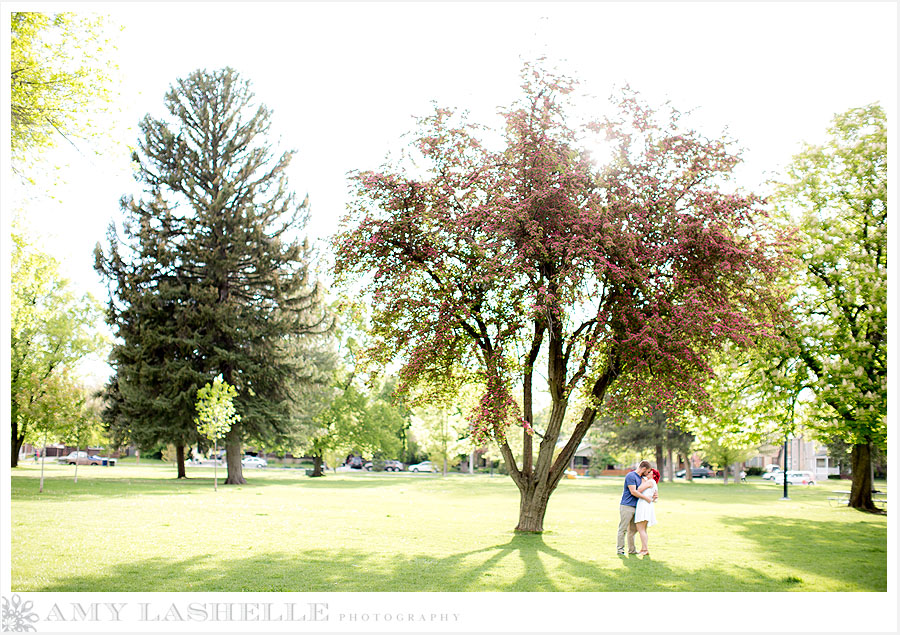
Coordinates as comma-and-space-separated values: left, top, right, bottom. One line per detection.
770, 470, 815, 485
241, 455, 268, 468
408, 461, 436, 473
761, 466, 782, 480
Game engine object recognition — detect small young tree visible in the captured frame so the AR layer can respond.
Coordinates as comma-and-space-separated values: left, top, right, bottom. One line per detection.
60, 386, 103, 484
695, 437, 757, 484
194, 376, 241, 491
412, 406, 472, 476
25, 371, 81, 493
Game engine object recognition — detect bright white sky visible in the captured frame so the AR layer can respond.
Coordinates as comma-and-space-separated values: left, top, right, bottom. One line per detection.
1, 2, 898, 629
4, 0, 897, 404
5, 2, 896, 300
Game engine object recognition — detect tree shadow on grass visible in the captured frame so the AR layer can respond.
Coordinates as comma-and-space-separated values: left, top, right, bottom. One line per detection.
31, 533, 789, 593
721, 515, 887, 591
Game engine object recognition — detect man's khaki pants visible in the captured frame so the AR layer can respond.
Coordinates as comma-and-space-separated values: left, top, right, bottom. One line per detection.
617, 504, 637, 554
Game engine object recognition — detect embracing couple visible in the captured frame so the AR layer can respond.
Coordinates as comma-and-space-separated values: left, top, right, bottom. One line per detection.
617, 460, 660, 556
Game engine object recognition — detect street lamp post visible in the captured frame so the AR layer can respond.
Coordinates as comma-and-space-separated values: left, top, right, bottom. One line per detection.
780, 434, 791, 501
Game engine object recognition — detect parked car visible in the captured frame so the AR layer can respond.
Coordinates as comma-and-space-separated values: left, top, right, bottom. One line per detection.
59, 451, 101, 466
241, 455, 268, 468
770, 470, 816, 485
365, 459, 404, 472
348, 455, 365, 469
761, 469, 782, 481
408, 461, 436, 473
675, 467, 714, 479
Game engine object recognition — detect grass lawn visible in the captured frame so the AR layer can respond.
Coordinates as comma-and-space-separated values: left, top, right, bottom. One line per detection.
9, 463, 887, 592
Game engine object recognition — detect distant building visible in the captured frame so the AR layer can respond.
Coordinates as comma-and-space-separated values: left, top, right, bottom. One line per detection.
746, 435, 839, 481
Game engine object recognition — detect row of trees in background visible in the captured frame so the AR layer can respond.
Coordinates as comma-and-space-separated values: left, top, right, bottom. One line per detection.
10, 11, 115, 474
10, 226, 108, 471
10, 32, 474, 480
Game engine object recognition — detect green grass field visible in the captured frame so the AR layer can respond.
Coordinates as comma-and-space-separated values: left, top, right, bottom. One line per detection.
10, 463, 887, 592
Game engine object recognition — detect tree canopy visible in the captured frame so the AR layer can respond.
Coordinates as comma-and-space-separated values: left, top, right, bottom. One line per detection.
771, 103, 887, 510
10, 11, 118, 167
333, 62, 793, 531
11, 224, 106, 467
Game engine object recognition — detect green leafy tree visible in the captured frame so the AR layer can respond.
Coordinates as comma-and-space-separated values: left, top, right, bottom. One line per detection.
680, 347, 783, 484
696, 437, 757, 484
411, 405, 473, 475
11, 224, 106, 468
95, 67, 331, 484
600, 410, 694, 482
771, 104, 887, 511
26, 370, 82, 493
194, 376, 241, 491
301, 303, 407, 476
10, 11, 118, 168
309, 381, 405, 473
59, 384, 106, 484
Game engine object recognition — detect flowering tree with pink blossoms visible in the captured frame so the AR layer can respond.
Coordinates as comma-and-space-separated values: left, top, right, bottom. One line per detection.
333, 64, 793, 532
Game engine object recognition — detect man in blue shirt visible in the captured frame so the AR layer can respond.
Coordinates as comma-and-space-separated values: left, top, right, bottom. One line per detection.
617, 460, 656, 555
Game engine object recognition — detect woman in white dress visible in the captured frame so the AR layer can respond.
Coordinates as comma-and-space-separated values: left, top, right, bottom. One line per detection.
634, 468, 659, 556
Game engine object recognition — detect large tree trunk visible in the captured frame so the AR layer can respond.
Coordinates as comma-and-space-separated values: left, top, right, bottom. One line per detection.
516, 484, 552, 533
11, 420, 24, 468
176, 444, 187, 478
224, 428, 245, 485
654, 444, 664, 475
849, 442, 878, 511
506, 361, 619, 533
311, 453, 325, 477
666, 446, 674, 482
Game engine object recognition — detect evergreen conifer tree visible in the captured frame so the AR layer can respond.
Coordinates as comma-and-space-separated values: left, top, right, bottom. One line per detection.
95, 67, 330, 483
